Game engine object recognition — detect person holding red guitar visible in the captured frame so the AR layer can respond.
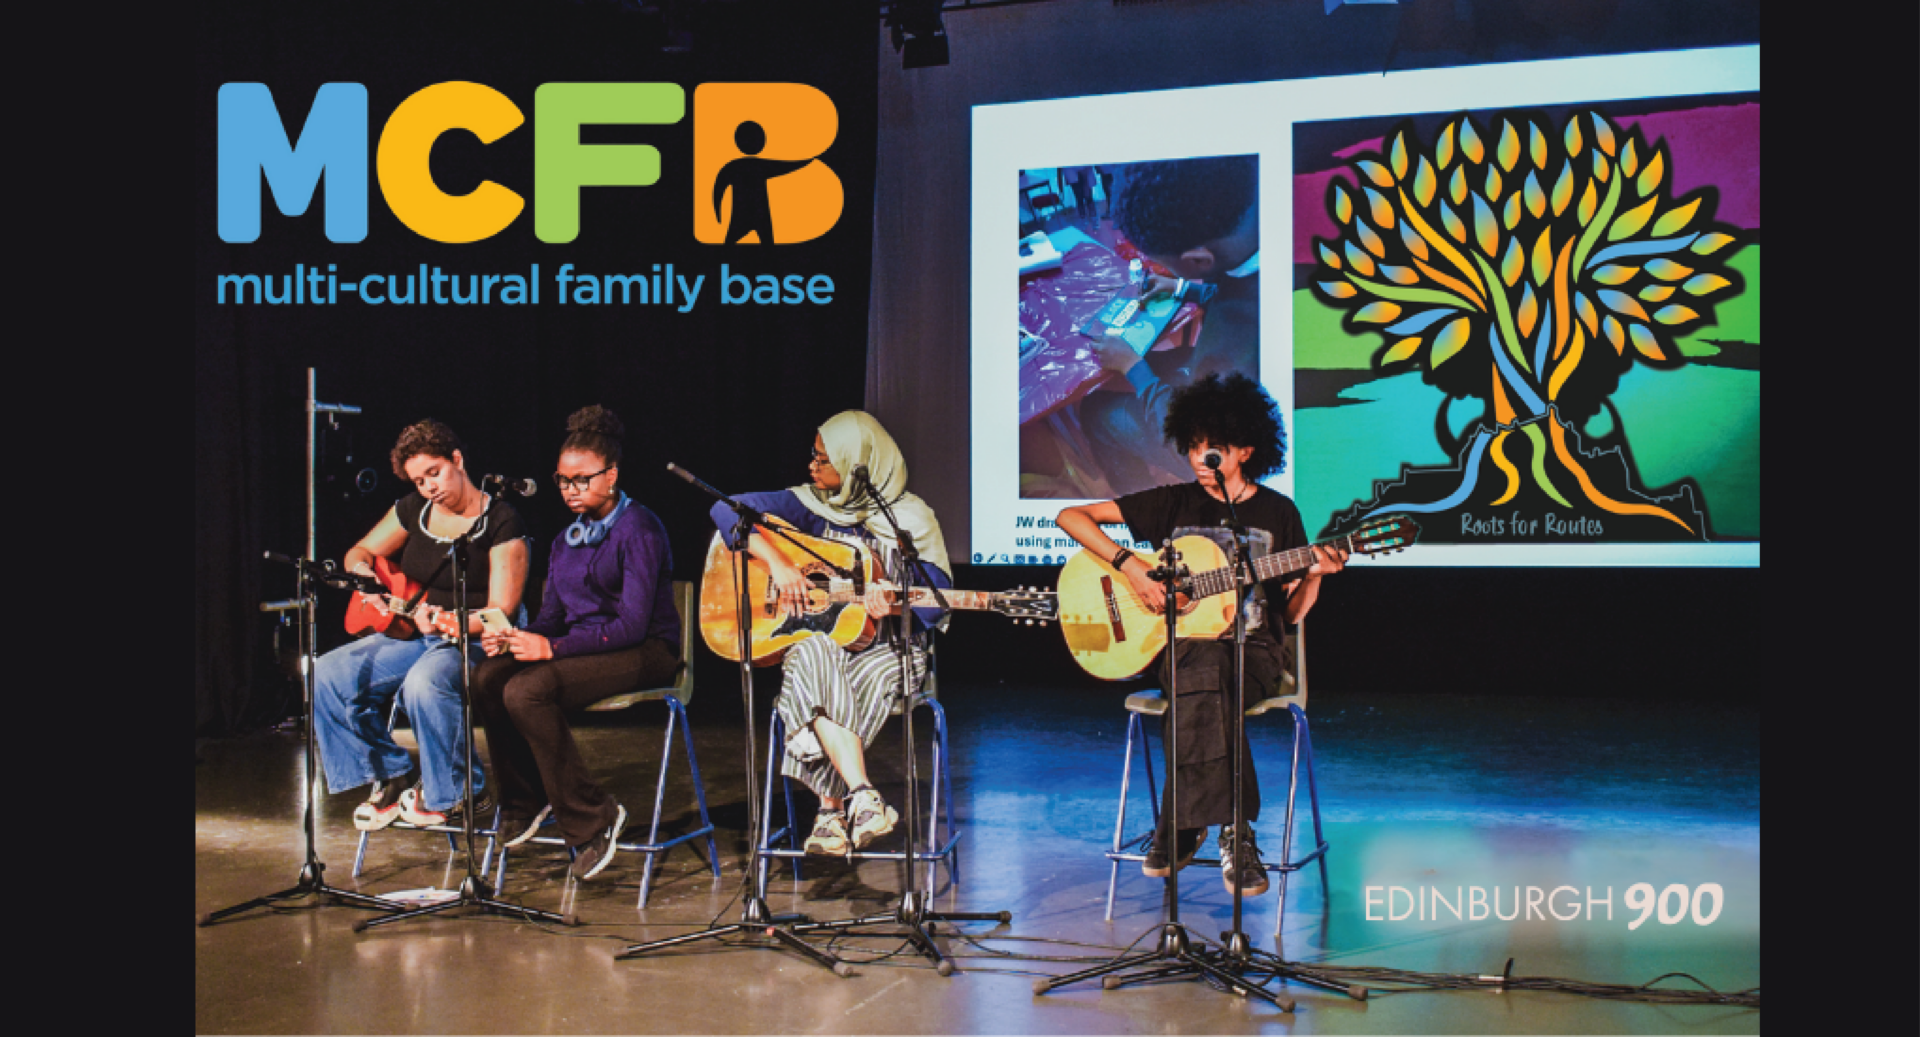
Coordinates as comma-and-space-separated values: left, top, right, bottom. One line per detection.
1057, 373, 1346, 896
708, 411, 953, 857
312, 419, 530, 832
470, 407, 682, 882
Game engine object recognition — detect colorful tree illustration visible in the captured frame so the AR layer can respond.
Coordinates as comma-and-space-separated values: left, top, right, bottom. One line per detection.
1311, 110, 1748, 536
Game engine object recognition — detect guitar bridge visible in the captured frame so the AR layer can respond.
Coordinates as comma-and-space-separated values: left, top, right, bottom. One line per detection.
1098, 575, 1127, 643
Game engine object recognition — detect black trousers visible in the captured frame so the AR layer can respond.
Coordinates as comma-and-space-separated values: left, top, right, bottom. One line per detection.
1159, 630, 1293, 831
473, 638, 680, 847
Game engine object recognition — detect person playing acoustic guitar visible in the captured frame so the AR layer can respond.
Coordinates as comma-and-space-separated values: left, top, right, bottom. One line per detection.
471, 406, 682, 881
709, 410, 953, 856
1056, 373, 1346, 895
314, 419, 530, 832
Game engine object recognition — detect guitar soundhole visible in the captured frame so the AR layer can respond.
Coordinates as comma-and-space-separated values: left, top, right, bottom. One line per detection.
799, 563, 834, 614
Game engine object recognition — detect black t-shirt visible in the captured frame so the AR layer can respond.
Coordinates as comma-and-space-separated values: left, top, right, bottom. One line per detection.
1114, 481, 1308, 609
392, 493, 527, 610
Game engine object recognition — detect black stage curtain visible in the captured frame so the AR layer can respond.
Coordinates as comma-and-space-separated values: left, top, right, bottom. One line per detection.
196, 0, 879, 736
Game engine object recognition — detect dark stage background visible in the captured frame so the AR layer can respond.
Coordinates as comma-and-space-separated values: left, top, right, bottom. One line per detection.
198, 0, 1765, 739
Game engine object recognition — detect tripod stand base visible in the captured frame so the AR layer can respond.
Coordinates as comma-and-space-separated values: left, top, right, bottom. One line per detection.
199, 860, 405, 927
1031, 924, 1300, 1010
785, 900, 1011, 976
618, 895, 853, 974
351, 873, 574, 932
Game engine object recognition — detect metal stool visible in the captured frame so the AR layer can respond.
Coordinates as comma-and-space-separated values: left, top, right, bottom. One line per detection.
1103, 627, 1330, 937
491, 581, 721, 908
757, 641, 959, 892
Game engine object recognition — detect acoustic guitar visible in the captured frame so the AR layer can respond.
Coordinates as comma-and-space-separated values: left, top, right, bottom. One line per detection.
343, 555, 429, 639
698, 522, 1058, 666
1056, 514, 1419, 680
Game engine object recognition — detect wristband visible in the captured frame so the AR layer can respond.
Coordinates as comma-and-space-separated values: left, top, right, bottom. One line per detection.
1110, 547, 1136, 571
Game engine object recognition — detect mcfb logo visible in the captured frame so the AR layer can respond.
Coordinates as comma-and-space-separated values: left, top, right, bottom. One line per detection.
217, 82, 842, 245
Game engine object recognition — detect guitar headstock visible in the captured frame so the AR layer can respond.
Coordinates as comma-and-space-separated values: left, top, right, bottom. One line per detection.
1350, 514, 1421, 557
992, 586, 1059, 626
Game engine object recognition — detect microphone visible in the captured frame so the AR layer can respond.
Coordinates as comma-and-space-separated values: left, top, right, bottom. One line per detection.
483, 473, 538, 497
1202, 448, 1223, 471
849, 464, 870, 502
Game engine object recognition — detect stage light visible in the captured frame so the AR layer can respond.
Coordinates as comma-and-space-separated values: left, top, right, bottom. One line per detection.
887, 0, 949, 68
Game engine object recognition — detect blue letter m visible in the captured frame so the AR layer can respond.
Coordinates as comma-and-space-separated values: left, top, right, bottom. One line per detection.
218, 83, 368, 243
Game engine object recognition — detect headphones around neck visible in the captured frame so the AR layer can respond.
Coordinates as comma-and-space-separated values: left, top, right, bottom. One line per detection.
565, 491, 630, 547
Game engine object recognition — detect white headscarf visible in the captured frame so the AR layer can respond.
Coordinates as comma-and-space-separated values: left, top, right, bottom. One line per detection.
791, 410, 951, 578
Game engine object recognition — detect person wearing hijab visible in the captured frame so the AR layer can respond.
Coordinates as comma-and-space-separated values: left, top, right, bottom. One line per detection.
708, 411, 952, 856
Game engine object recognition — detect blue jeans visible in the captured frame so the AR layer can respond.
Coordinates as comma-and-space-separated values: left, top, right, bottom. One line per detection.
312, 632, 486, 812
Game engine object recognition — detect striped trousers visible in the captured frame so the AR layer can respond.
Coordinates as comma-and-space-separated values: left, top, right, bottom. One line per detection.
775, 633, 928, 800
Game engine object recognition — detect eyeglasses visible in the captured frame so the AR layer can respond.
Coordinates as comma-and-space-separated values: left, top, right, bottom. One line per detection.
807, 451, 834, 469
553, 464, 614, 492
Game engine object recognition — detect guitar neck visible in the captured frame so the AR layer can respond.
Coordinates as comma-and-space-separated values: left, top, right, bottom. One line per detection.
1185, 533, 1353, 601
822, 583, 994, 612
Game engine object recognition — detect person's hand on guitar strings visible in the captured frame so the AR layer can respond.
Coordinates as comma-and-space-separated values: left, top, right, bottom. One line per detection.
767, 552, 814, 616
863, 583, 900, 618
1119, 555, 1169, 615
1307, 544, 1349, 577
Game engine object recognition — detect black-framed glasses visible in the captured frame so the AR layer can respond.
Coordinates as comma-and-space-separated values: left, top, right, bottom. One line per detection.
553, 464, 614, 492
808, 451, 833, 468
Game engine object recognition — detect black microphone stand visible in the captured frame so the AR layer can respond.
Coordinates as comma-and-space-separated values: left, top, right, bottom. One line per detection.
768, 472, 1010, 975
1034, 536, 1288, 1003
199, 552, 408, 926
357, 497, 572, 932
617, 464, 857, 974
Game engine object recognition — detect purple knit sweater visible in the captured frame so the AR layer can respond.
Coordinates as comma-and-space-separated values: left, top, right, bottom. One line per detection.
523, 502, 680, 658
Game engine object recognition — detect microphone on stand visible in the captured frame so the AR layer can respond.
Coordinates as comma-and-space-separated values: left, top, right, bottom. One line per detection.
1202, 448, 1223, 472
483, 473, 538, 497
848, 464, 871, 505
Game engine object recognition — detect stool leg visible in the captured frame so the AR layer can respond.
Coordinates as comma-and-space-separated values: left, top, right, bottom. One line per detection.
1274, 710, 1305, 942
353, 831, 370, 878
926, 699, 950, 892
637, 702, 676, 910
675, 698, 722, 878
1297, 707, 1331, 901
1106, 712, 1139, 921
937, 701, 957, 886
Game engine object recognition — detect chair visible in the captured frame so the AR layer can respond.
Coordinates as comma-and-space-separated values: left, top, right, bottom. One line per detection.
492, 580, 722, 908
756, 636, 959, 895
1102, 623, 1331, 937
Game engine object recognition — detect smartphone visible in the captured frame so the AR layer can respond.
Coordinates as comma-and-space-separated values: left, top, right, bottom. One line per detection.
476, 607, 514, 635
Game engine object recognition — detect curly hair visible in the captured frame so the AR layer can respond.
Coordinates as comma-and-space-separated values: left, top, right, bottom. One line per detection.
1162, 373, 1287, 480
561, 405, 623, 465
389, 419, 464, 479
1112, 155, 1258, 259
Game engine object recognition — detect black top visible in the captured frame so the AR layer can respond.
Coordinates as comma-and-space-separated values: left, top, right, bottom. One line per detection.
1115, 481, 1308, 606
392, 493, 527, 611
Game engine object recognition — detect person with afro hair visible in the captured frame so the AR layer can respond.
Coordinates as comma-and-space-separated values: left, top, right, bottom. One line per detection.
1080, 155, 1262, 495
1057, 373, 1346, 898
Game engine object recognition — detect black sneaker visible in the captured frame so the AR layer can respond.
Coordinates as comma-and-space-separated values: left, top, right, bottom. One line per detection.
352, 769, 419, 831
569, 801, 627, 881
1218, 823, 1269, 895
498, 804, 553, 848
1141, 826, 1204, 877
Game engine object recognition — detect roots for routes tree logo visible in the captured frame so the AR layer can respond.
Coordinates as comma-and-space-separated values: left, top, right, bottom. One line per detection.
1300, 103, 1758, 545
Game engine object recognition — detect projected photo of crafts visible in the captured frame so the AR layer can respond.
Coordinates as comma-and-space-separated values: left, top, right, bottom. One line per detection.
1017, 155, 1259, 499
1292, 97, 1758, 546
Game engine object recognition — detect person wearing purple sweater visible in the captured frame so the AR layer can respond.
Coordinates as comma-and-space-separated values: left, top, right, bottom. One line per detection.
472, 406, 681, 881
